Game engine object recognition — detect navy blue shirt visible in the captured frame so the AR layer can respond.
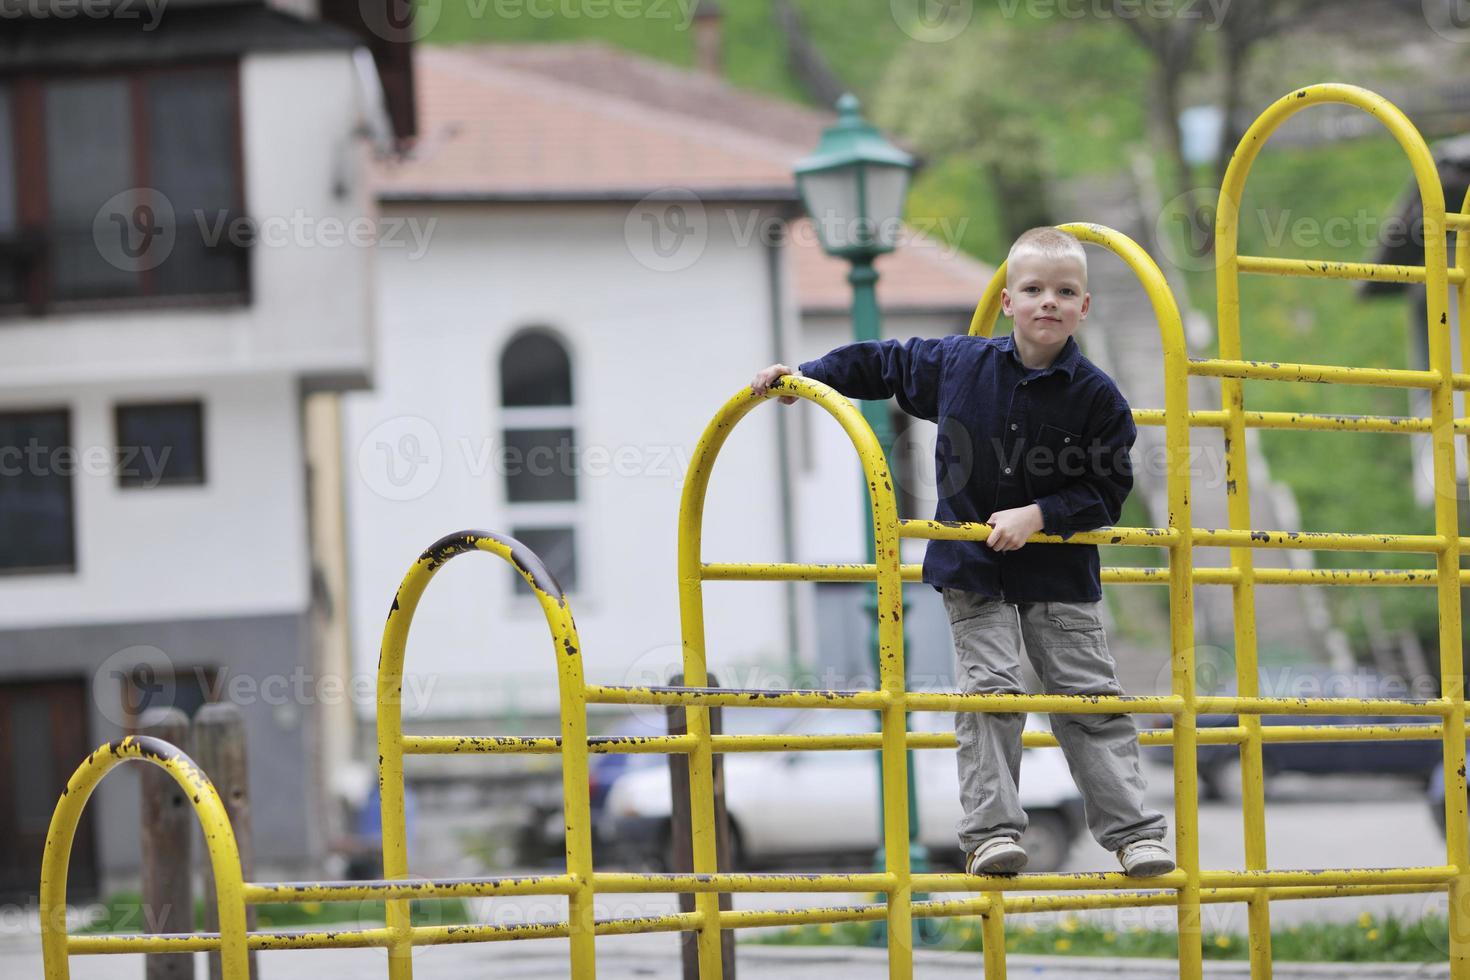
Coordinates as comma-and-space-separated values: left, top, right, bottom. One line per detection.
798, 333, 1136, 603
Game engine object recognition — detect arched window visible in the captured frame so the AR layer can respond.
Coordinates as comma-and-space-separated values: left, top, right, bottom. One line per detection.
499, 330, 578, 594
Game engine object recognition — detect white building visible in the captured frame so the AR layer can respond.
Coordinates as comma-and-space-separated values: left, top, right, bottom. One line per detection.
346, 41, 993, 735
0, 0, 414, 894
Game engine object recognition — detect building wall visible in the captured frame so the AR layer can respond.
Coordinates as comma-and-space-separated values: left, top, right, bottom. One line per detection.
0, 47, 380, 882
0, 50, 379, 390
344, 202, 798, 722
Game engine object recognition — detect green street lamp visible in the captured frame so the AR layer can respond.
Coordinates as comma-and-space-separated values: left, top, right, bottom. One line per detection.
794, 94, 932, 905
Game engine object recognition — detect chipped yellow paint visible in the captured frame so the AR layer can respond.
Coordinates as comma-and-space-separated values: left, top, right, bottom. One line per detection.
36, 83, 1470, 980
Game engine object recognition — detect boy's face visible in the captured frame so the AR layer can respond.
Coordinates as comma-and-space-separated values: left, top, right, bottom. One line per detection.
1000, 253, 1090, 352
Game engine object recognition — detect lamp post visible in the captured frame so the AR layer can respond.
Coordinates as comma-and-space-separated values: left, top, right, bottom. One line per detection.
794, 94, 931, 892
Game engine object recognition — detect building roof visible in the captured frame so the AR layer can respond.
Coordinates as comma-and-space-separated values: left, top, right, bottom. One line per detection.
790, 219, 994, 316
374, 42, 993, 314
373, 43, 819, 202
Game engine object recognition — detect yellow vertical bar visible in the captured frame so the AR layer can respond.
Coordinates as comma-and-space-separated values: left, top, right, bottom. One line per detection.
871, 423, 913, 980
40, 739, 250, 980
1439, 182, 1470, 980
1213, 83, 1464, 979
1215, 155, 1274, 980
379, 566, 418, 980
376, 533, 598, 978
973, 223, 1198, 980
980, 898, 1007, 980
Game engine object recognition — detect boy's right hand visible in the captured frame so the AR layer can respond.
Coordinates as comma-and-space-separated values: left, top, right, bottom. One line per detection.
751, 363, 800, 404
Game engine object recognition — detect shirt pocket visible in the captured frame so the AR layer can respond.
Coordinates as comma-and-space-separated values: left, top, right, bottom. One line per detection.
1025, 423, 1084, 498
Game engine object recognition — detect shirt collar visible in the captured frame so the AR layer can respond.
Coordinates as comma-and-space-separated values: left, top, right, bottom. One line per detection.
999, 332, 1081, 380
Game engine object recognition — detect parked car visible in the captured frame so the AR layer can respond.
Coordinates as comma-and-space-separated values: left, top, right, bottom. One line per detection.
1144, 669, 1443, 800
516, 710, 799, 865
599, 710, 1085, 872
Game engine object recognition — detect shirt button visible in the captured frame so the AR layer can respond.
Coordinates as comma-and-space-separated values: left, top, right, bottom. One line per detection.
1021, 381, 1028, 387
1063, 437, 1071, 443
1003, 467, 1012, 475
1010, 423, 1017, 431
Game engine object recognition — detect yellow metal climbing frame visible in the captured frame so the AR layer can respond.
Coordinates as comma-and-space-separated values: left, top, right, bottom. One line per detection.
36, 83, 1470, 980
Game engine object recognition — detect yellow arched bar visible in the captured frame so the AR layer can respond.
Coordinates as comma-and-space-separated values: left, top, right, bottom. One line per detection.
39, 736, 250, 980
1214, 82, 1465, 980
677, 378, 911, 978
970, 221, 1202, 977
375, 531, 597, 979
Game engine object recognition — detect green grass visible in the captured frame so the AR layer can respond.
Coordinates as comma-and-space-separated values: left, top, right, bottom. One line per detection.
79, 891, 473, 934
754, 910, 1451, 962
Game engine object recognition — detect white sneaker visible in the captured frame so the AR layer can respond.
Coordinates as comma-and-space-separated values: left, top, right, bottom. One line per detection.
1117, 839, 1175, 877
966, 836, 1028, 875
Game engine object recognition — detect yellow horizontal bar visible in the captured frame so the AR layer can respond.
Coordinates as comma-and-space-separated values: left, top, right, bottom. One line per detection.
584, 684, 889, 710
401, 734, 698, 756
69, 928, 396, 955
1193, 527, 1444, 553
1237, 254, 1466, 285
1447, 213, 1470, 230
1198, 867, 1456, 888
913, 870, 1185, 892
1195, 696, 1448, 717
244, 875, 578, 904
701, 562, 925, 582
907, 692, 1181, 715
900, 519, 1179, 547
1188, 357, 1439, 389
409, 911, 705, 948
592, 872, 894, 893
1132, 408, 1470, 434
1106, 567, 1456, 587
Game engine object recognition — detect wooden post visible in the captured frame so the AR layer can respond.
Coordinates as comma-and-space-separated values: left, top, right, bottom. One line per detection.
667, 672, 735, 980
193, 703, 258, 980
138, 707, 194, 980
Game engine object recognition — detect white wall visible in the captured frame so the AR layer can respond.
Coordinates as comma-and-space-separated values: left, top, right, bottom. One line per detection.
0, 51, 378, 389
0, 373, 310, 628
344, 203, 797, 719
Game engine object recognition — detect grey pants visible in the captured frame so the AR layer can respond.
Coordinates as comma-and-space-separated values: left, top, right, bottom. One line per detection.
943, 588, 1168, 854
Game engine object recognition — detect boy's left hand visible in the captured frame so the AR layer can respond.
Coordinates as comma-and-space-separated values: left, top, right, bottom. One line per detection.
985, 504, 1045, 552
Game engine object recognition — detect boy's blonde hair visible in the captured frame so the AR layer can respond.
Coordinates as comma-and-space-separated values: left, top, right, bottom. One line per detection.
1005, 227, 1088, 286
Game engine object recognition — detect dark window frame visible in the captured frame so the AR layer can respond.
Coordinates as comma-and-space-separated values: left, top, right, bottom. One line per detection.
113, 399, 207, 489
0, 61, 250, 319
0, 406, 76, 576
